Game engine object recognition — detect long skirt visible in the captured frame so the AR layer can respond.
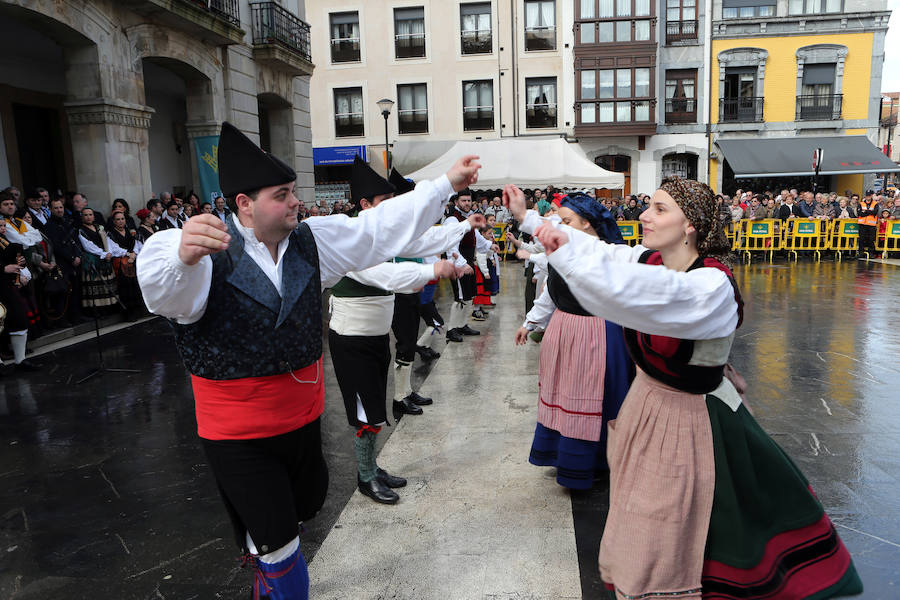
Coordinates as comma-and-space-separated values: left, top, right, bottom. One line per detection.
473, 267, 492, 306
528, 310, 633, 489
81, 254, 118, 309
599, 369, 863, 600
112, 258, 142, 310
488, 261, 499, 295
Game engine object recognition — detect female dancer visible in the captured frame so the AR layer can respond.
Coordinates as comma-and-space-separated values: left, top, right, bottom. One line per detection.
507, 178, 861, 600
515, 194, 634, 490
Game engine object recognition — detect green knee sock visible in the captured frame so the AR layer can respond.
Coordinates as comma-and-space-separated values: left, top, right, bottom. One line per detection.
354, 431, 378, 482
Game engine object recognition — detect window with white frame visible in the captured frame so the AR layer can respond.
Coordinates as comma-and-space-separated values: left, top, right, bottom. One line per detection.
395, 7, 426, 59
398, 83, 428, 134
578, 0, 653, 44
461, 3, 492, 55
525, 0, 556, 51
525, 77, 557, 128
722, 0, 775, 18
334, 87, 364, 137
330, 12, 360, 63
578, 67, 652, 124
463, 80, 494, 131
788, 0, 840, 14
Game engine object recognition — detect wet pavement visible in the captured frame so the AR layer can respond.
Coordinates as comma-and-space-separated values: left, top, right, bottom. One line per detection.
0, 259, 898, 599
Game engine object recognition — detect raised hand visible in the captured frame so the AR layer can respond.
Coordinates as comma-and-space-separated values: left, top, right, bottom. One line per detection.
503, 184, 527, 222
454, 264, 473, 279
447, 155, 482, 192
178, 214, 232, 266
467, 213, 486, 229
432, 259, 456, 280
535, 222, 569, 255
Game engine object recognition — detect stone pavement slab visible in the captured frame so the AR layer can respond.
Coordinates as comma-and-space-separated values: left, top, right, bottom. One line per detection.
309, 268, 580, 600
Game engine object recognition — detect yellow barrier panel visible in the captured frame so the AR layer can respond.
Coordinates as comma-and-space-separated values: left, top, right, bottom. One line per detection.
617, 221, 641, 247
876, 220, 900, 257
829, 219, 859, 261
786, 219, 827, 261
734, 219, 782, 263
492, 223, 515, 257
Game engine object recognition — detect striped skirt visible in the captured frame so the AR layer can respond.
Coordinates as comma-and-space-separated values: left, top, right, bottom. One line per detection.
81, 254, 118, 309
529, 310, 633, 489
600, 370, 862, 600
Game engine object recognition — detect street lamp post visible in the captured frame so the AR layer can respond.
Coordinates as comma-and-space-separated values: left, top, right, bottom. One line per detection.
376, 98, 394, 177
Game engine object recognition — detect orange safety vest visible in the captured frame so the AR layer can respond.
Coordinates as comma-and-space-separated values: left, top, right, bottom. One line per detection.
857, 200, 878, 227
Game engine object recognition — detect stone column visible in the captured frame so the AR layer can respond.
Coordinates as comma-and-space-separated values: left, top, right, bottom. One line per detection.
64, 99, 154, 213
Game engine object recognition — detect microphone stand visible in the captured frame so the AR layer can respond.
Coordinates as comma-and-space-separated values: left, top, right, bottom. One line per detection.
77, 252, 140, 384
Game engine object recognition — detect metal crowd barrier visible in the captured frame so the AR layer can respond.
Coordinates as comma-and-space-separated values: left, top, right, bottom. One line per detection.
617, 221, 642, 247
876, 220, 900, 257
829, 219, 859, 261
733, 219, 783, 263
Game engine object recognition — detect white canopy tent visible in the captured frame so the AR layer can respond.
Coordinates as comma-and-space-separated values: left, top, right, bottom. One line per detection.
407, 138, 624, 190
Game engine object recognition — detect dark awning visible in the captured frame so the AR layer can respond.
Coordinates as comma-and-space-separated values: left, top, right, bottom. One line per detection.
716, 136, 900, 178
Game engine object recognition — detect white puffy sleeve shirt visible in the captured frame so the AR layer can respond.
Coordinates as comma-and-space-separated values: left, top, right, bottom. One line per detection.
137, 175, 455, 324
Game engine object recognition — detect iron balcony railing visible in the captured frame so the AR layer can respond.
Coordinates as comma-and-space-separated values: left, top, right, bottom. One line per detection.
251, 2, 312, 61
183, 0, 240, 27
665, 98, 697, 123
720, 96, 764, 123
666, 20, 698, 45
796, 94, 842, 121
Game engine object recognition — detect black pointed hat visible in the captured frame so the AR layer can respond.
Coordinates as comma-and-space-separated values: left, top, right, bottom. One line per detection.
218, 122, 296, 198
389, 168, 416, 195
351, 155, 395, 205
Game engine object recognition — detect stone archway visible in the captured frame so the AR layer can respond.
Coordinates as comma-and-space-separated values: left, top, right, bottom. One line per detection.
257, 92, 294, 168
128, 23, 226, 198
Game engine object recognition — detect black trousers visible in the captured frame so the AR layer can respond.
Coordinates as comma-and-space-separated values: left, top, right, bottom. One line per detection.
328, 330, 391, 426
859, 224, 876, 253
391, 292, 420, 363
451, 271, 476, 303
201, 419, 329, 554
524, 263, 537, 314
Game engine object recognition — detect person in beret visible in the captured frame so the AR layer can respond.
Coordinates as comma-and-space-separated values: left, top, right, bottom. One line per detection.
137, 122, 481, 599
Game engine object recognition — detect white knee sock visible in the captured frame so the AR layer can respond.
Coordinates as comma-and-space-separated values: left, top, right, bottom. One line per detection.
417, 329, 431, 347
9, 331, 28, 364
393, 362, 413, 400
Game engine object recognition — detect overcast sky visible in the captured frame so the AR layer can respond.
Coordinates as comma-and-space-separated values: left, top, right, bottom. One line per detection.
884, 0, 899, 92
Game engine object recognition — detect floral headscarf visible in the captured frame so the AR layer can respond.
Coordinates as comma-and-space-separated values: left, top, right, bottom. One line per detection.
659, 176, 732, 264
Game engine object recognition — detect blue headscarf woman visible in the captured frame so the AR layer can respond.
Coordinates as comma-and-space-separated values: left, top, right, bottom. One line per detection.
516, 192, 634, 489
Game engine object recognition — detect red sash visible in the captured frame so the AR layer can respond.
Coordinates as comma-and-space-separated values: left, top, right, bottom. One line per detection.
191, 356, 324, 440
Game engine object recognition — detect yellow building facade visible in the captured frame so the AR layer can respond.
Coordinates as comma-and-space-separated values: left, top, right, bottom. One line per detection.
708, 2, 893, 195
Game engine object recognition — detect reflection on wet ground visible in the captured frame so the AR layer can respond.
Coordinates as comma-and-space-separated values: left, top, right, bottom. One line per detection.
0, 260, 898, 599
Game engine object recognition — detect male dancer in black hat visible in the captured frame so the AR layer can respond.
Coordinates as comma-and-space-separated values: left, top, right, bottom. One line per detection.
138, 123, 481, 599
328, 160, 483, 504
444, 189, 496, 341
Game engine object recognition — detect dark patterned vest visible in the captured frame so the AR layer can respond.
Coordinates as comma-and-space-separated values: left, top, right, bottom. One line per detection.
623, 250, 744, 394
172, 218, 322, 380
547, 265, 591, 317
451, 208, 475, 262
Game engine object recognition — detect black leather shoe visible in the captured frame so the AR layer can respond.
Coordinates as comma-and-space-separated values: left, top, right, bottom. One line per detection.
446, 329, 464, 343
405, 392, 433, 406
14, 359, 41, 372
392, 398, 423, 415
416, 345, 440, 360
459, 325, 481, 336
376, 468, 407, 488
358, 476, 399, 504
